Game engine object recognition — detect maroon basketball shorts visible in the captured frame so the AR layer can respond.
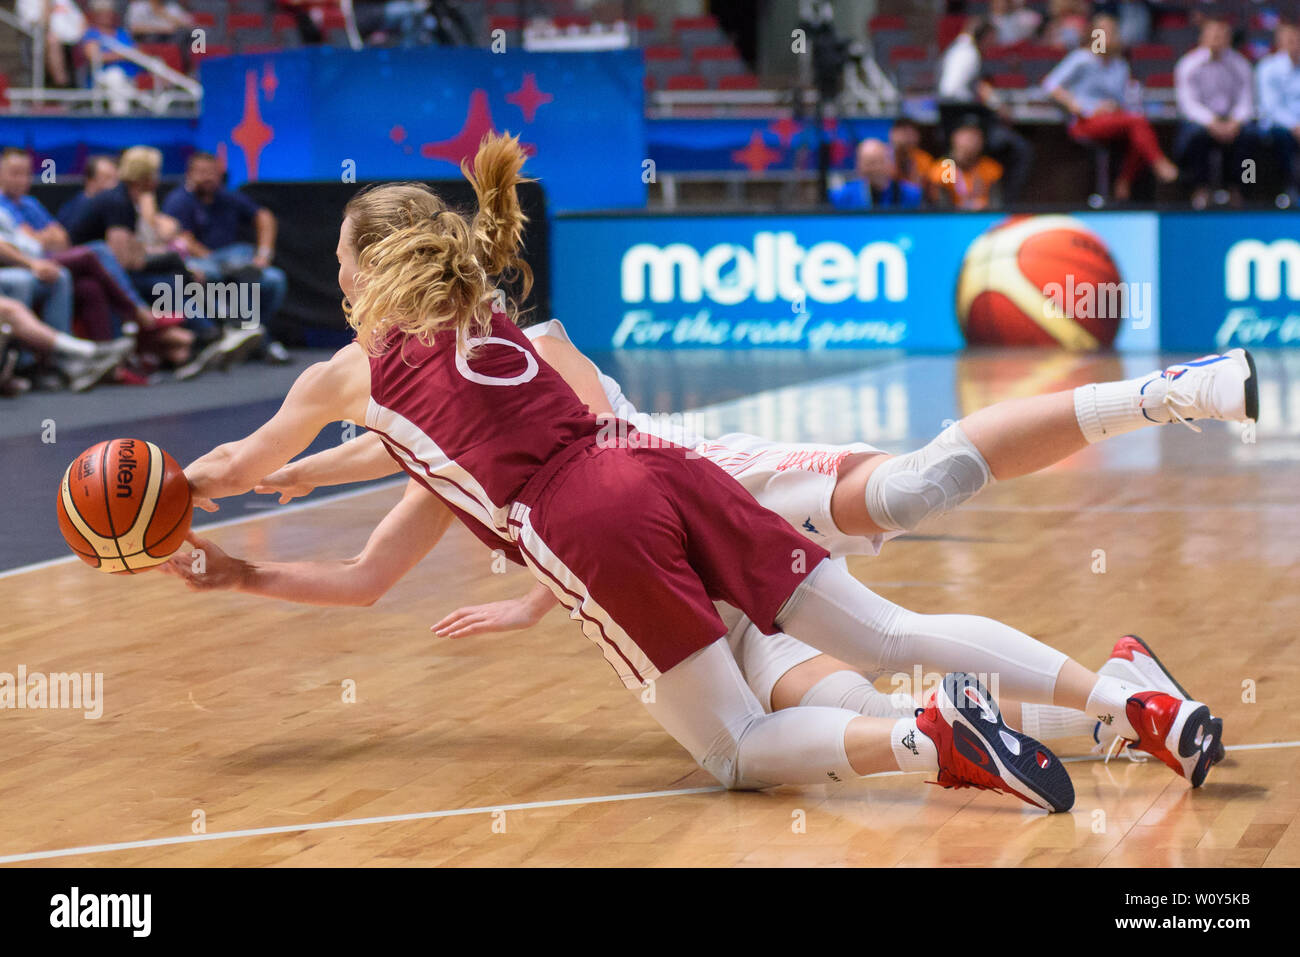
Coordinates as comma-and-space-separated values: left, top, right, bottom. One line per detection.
508, 440, 831, 690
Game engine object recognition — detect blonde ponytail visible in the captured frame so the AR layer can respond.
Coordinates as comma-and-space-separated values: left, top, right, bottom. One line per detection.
343, 132, 534, 355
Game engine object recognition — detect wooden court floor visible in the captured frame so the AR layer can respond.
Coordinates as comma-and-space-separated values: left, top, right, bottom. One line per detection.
0, 353, 1296, 867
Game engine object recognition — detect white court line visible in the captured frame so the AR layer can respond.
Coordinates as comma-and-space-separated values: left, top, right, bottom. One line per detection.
3, 739, 1297, 865
0, 478, 405, 581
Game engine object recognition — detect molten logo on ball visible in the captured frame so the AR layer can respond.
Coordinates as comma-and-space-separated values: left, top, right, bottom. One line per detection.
956, 215, 1124, 350
56, 438, 193, 574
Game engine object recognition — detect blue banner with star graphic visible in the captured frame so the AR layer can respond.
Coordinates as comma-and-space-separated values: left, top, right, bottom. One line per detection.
197, 46, 646, 211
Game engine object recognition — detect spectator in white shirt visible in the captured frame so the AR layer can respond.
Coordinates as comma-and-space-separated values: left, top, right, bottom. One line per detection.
125, 1, 193, 45
16, 0, 87, 88
1256, 20, 1300, 201
989, 0, 1041, 47
937, 17, 1035, 202
1174, 15, 1257, 208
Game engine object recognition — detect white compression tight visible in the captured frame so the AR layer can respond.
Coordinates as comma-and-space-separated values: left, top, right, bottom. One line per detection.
643, 638, 863, 790
642, 559, 1069, 791
775, 559, 1068, 705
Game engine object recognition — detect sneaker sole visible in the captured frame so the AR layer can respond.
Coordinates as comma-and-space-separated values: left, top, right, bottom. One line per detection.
1165, 700, 1221, 788
1110, 635, 1225, 766
943, 673, 1076, 812
1241, 348, 1258, 422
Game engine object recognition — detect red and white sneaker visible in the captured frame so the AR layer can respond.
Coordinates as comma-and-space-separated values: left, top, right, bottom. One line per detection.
915, 673, 1075, 813
1096, 635, 1225, 766
1123, 691, 1222, 788
1139, 349, 1258, 430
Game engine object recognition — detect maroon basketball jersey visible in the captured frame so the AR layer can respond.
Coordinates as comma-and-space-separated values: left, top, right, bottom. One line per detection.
365, 314, 600, 560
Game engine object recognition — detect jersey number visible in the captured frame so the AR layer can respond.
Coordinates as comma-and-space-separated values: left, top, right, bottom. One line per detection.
454, 337, 539, 387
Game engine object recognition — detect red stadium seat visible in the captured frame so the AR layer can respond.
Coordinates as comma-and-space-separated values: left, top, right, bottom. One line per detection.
272, 13, 296, 31
990, 73, 1028, 89
227, 13, 264, 31
868, 15, 907, 31
692, 45, 741, 62
488, 16, 521, 32
717, 74, 759, 90
644, 73, 656, 91
633, 14, 656, 32
137, 43, 184, 73
553, 16, 592, 29
1130, 43, 1175, 62
1145, 72, 1175, 88
888, 45, 929, 63
644, 45, 683, 61
193, 12, 217, 28
665, 74, 708, 91
671, 16, 719, 32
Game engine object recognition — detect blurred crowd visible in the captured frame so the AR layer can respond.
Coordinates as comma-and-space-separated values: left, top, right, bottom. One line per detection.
0, 147, 290, 399
835, 4, 1300, 211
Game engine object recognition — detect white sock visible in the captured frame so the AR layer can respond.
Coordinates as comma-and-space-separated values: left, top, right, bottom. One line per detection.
52, 333, 96, 358
1085, 676, 1140, 741
1019, 703, 1099, 741
1073, 372, 1170, 443
891, 715, 939, 772
800, 670, 916, 718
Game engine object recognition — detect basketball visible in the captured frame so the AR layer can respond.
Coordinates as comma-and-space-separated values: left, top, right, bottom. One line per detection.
56, 438, 193, 574
956, 215, 1124, 350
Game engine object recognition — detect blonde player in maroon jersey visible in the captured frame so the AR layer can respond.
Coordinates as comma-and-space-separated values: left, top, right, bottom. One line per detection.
177, 133, 1223, 811
251, 315, 1245, 768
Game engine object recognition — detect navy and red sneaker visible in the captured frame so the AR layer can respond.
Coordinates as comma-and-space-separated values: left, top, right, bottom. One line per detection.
1123, 691, 1222, 788
915, 673, 1075, 813
1096, 635, 1225, 766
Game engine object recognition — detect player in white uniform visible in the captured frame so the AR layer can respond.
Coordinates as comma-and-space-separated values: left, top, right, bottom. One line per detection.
253, 317, 1253, 764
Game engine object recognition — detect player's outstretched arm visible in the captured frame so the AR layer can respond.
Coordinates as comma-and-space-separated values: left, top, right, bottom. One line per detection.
255, 430, 401, 504
162, 480, 452, 606
185, 345, 371, 510
432, 582, 558, 638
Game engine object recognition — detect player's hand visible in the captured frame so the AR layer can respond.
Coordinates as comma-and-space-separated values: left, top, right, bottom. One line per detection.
432, 598, 545, 638
31, 260, 61, 283
158, 533, 248, 591
254, 465, 314, 504
189, 483, 219, 512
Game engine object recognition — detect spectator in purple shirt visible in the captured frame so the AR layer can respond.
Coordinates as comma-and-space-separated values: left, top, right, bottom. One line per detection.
162, 152, 290, 363
1174, 15, 1258, 208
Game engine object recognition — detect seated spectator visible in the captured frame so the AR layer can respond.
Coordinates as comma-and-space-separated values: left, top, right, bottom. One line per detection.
0, 148, 193, 367
81, 0, 144, 115
57, 155, 120, 231
0, 294, 133, 394
830, 140, 924, 210
1095, 0, 1154, 48
888, 118, 936, 188
1043, 13, 1179, 201
937, 16, 1035, 203
927, 122, 1004, 210
65, 146, 259, 379
1174, 15, 1257, 208
1256, 20, 1300, 202
163, 152, 291, 364
125, 1, 193, 45
1043, 0, 1090, 50
16, 0, 87, 89
989, 0, 1042, 47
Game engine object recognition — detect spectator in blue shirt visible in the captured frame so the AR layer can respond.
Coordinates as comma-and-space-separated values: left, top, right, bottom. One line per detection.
82, 0, 143, 115
1257, 20, 1300, 201
830, 139, 924, 210
163, 152, 290, 363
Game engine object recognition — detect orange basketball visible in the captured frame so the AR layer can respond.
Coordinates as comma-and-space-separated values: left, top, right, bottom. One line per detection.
56, 438, 193, 574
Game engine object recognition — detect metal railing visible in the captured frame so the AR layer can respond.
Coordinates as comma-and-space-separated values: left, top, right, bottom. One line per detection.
0, 10, 200, 115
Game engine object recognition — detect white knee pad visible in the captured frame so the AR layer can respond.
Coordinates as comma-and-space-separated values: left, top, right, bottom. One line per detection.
799, 670, 917, 719
863, 422, 992, 532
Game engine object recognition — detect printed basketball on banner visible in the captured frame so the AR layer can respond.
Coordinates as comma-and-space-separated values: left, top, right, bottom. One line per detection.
956, 215, 1125, 350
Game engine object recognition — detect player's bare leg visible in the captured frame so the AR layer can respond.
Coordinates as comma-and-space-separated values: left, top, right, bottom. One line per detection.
829, 350, 1258, 537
